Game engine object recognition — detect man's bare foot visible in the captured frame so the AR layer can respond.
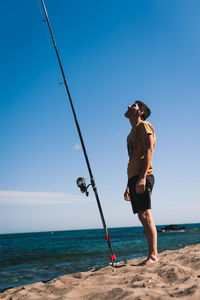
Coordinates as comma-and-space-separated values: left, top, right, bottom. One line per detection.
138, 255, 159, 266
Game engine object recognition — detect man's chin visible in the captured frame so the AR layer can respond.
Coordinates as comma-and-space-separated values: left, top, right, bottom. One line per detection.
124, 112, 130, 118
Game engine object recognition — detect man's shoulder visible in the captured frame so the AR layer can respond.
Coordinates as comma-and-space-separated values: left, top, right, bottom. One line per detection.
137, 120, 155, 135
138, 120, 154, 129
140, 120, 153, 125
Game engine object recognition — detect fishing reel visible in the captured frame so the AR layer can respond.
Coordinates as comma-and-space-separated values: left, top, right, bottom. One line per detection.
76, 177, 91, 197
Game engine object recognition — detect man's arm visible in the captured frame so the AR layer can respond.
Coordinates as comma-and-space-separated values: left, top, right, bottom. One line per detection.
136, 134, 154, 194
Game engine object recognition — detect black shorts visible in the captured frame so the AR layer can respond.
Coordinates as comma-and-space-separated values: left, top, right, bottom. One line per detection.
128, 175, 155, 214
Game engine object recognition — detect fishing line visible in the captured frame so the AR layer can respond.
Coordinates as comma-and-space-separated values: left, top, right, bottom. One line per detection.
40, 0, 116, 265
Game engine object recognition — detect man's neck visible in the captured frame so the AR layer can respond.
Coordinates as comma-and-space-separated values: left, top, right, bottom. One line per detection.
129, 116, 142, 129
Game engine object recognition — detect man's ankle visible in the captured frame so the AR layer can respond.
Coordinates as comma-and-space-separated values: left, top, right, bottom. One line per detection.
148, 253, 158, 259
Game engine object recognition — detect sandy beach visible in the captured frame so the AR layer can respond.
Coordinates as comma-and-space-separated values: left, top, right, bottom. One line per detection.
1, 243, 200, 300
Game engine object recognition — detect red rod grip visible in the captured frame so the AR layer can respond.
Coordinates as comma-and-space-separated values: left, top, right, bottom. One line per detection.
105, 234, 111, 240
111, 254, 116, 261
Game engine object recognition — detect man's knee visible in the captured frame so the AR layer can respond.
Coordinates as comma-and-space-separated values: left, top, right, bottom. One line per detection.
138, 209, 152, 224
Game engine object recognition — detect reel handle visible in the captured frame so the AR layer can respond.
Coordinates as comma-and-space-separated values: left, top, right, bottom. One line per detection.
76, 177, 91, 196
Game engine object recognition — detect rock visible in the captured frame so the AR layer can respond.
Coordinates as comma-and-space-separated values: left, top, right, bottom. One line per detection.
157, 224, 188, 233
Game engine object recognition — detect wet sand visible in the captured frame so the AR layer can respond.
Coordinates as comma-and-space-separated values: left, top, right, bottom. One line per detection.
1, 243, 200, 299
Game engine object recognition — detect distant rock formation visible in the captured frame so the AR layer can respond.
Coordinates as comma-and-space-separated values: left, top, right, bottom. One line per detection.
157, 224, 188, 233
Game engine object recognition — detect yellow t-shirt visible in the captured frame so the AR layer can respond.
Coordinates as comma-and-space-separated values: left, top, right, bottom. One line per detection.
127, 121, 156, 179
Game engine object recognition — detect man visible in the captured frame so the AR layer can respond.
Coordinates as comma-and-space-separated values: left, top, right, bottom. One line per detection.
124, 100, 158, 265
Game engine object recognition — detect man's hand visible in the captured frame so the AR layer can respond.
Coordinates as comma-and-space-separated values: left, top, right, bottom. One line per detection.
136, 177, 146, 194
124, 187, 131, 201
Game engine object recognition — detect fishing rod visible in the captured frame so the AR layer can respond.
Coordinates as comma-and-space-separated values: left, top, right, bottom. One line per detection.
40, 0, 116, 265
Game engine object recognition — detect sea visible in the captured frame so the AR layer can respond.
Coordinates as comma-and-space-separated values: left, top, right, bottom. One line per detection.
0, 223, 200, 291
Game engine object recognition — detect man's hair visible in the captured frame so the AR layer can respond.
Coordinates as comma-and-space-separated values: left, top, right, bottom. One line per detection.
135, 100, 151, 120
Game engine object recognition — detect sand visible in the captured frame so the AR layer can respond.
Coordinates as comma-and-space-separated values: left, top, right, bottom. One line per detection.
1, 243, 200, 300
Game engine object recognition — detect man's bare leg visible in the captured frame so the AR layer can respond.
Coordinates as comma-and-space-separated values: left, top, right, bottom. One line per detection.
138, 209, 158, 265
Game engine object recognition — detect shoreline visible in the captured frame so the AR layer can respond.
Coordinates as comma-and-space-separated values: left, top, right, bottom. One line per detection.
1, 243, 200, 299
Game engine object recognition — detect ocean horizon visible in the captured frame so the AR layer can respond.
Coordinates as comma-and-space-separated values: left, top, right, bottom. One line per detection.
1, 222, 200, 291
1, 221, 199, 235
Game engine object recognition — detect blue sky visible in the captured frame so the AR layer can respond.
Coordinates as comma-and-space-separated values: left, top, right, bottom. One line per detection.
0, 0, 200, 233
